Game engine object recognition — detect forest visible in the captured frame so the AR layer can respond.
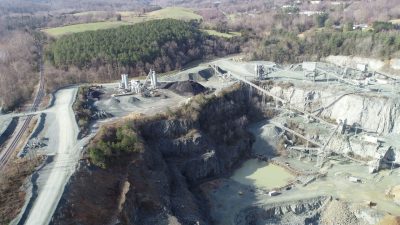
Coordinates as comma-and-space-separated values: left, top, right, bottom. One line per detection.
0, 30, 39, 112
46, 19, 240, 78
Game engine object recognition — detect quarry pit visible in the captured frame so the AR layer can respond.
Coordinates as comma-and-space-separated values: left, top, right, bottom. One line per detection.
55, 60, 400, 225
4, 58, 400, 225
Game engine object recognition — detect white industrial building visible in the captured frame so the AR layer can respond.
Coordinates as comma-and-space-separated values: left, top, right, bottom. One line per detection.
118, 70, 158, 94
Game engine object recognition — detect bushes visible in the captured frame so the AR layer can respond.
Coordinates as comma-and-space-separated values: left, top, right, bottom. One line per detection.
88, 124, 143, 168
372, 21, 398, 32
73, 86, 93, 136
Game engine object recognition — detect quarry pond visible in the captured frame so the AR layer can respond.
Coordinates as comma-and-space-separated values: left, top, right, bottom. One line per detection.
231, 159, 294, 190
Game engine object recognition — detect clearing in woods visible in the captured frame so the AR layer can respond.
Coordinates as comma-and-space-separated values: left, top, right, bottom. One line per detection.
201, 29, 241, 38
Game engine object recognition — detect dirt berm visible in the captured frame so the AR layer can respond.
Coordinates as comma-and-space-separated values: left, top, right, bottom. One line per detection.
50, 84, 269, 225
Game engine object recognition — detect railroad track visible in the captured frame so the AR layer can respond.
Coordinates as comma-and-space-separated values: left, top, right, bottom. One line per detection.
0, 51, 45, 170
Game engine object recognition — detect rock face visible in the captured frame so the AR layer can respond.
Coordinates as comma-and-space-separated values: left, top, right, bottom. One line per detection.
235, 196, 330, 225
270, 85, 400, 135
324, 55, 386, 71
269, 84, 400, 163
324, 55, 400, 73
51, 84, 264, 225
234, 197, 364, 225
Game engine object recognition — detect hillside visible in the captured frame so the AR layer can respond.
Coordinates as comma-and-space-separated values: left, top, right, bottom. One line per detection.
252, 29, 400, 63
46, 19, 240, 77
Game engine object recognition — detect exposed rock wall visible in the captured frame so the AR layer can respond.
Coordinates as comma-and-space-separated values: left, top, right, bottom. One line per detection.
269, 83, 400, 162
234, 196, 330, 225
324, 56, 386, 72
269, 85, 400, 135
51, 84, 265, 225
324, 55, 400, 74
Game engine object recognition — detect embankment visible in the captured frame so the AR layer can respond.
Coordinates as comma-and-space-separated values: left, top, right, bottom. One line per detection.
0, 117, 18, 147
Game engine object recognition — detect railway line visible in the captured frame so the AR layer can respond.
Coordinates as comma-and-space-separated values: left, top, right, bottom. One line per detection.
0, 51, 45, 170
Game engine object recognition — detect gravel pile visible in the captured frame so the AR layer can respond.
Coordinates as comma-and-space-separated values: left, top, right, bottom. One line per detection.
161, 67, 215, 82
88, 89, 103, 99
128, 96, 140, 104
377, 215, 400, 225
103, 97, 120, 108
163, 80, 207, 96
390, 185, 400, 205
188, 68, 214, 81
321, 200, 360, 225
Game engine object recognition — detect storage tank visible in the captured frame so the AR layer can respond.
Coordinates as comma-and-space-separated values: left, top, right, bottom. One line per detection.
150, 70, 158, 88
121, 74, 129, 89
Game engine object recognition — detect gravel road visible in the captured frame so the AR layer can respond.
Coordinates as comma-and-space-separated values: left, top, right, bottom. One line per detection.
24, 87, 79, 225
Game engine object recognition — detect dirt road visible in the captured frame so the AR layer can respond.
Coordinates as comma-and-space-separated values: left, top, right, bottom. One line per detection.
24, 87, 79, 225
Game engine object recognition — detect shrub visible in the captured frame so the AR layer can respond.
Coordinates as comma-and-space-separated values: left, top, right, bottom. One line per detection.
88, 124, 143, 168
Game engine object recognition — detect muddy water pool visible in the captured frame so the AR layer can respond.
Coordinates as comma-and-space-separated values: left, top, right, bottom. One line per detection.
231, 159, 294, 190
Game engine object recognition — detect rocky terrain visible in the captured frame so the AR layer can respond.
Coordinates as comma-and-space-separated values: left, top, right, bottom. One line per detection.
267, 81, 400, 164
43, 59, 400, 225
235, 196, 330, 225
50, 84, 269, 225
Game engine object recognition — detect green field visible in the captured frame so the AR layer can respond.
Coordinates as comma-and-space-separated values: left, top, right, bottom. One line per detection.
202, 29, 241, 38
43, 7, 202, 37
147, 7, 202, 20
43, 21, 132, 37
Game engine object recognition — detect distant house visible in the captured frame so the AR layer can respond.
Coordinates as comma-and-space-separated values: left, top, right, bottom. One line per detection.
353, 24, 369, 30
333, 25, 342, 30
282, 5, 300, 14
300, 11, 324, 16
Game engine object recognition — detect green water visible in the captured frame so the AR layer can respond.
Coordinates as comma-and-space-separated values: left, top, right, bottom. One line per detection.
231, 159, 294, 190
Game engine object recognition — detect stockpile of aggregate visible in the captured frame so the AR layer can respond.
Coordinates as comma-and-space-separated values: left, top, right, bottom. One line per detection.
163, 80, 207, 96
320, 200, 361, 225
128, 96, 140, 104
103, 97, 120, 108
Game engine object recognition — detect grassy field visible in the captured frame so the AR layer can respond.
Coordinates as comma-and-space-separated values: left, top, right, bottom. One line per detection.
202, 29, 241, 38
43, 7, 202, 38
147, 7, 202, 20
43, 21, 131, 37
